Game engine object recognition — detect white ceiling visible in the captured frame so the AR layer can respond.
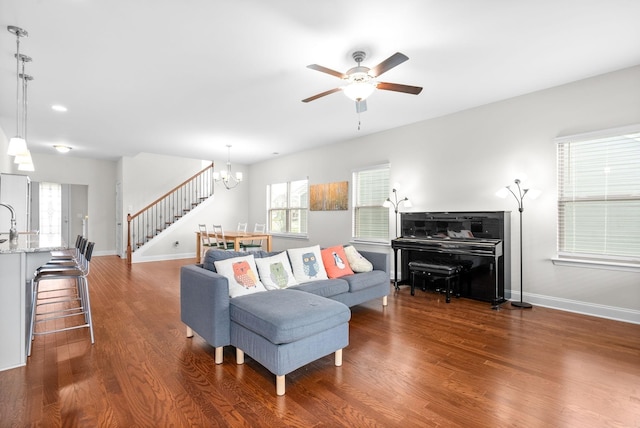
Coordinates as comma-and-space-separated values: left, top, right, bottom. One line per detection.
1, 0, 639, 165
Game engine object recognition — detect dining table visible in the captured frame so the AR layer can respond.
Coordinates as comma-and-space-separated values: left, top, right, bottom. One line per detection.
195, 230, 272, 263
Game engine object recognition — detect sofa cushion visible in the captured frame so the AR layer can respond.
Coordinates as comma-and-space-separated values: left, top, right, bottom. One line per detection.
255, 251, 298, 290
287, 245, 328, 283
321, 245, 354, 278
214, 255, 267, 298
230, 289, 350, 344
289, 278, 349, 298
343, 245, 373, 273
341, 270, 389, 293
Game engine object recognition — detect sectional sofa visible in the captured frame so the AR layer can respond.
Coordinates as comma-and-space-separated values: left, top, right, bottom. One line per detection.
180, 246, 390, 365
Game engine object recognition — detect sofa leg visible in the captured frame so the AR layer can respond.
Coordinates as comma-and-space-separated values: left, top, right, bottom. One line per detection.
335, 348, 343, 366
215, 347, 223, 364
186, 326, 193, 338
276, 375, 285, 396
382, 295, 388, 307
236, 348, 244, 365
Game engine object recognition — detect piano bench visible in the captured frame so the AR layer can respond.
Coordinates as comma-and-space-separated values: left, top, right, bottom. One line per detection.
408, 262, 462, 303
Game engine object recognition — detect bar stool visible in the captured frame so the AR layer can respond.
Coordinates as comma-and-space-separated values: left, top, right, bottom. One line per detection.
28, 242, 95, 356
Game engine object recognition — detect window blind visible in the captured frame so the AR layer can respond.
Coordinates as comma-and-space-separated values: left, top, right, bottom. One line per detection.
557, 127, 640, 263
353, 165, 390, 240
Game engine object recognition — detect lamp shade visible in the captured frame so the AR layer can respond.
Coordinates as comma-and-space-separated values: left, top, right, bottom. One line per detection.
14, 150, 32, 164
7, 137, 28, 156
18, 161, 34, 171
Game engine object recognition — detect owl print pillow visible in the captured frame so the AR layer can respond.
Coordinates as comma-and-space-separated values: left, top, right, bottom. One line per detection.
287, 245, 329, 283
254, 251, 298, 290
320, 245, 354, 278
214, 254, 267, 298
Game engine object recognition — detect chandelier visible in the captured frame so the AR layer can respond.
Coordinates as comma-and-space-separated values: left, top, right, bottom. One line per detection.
213, 145, 243, 190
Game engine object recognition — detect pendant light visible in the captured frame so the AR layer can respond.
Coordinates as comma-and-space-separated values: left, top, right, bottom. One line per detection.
6, 26, 29, 157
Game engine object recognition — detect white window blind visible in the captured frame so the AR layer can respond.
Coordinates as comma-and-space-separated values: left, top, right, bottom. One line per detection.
352, 165, 390, 241
267, 179, 308, 235
557, 126, 640, 264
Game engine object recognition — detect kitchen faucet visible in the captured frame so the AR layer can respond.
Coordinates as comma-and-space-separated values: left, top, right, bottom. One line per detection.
0, 203, 19, 243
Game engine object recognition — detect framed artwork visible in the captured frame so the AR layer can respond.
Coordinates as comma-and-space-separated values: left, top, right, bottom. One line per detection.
310, 181, 348, 211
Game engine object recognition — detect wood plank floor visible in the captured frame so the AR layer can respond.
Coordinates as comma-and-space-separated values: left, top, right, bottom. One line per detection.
1, 255, 639, 427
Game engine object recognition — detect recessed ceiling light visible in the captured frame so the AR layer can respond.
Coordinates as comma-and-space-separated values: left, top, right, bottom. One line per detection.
54, 145, 72, 153
51, 104, 68, 112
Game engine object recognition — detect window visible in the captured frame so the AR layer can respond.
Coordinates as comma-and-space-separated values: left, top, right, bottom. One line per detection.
556, 125, 640, 265
352, 164, 390, 242
267, 179, 308, 235
39, 182, 62, 236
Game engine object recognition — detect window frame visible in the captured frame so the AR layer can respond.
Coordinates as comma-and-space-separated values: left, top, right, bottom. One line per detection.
266, 178, 309, 237
554, 124, 640, 270
351, 163, 390, 244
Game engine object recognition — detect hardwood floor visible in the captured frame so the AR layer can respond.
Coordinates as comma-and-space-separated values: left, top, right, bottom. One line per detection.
1, 255, 639, 427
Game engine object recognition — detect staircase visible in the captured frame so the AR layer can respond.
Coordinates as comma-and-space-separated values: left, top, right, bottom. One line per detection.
126, 163, 214, 264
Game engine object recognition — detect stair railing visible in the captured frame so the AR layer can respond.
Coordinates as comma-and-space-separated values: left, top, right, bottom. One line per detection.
127, 162, 214, 264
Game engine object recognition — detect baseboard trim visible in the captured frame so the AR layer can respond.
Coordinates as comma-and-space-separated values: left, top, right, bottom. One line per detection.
509, 290, 640, 325
130, 253, 195, 263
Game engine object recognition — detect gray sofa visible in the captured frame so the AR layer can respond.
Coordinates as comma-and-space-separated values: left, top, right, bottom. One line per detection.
180, 248, 390, 364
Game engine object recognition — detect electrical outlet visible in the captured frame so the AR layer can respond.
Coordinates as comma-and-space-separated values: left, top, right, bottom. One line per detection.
174, 241, 179, 247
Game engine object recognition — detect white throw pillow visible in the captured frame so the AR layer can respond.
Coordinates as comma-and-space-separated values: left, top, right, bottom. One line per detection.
214, 254, 267, 298
255, 252, 298, 290
343, 245, 373, 273
287, 245, 328, 283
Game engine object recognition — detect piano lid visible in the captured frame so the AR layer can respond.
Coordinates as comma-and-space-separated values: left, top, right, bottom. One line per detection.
392, 236, 503, 257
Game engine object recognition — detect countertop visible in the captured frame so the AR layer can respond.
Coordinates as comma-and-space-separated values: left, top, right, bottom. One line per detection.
0, 233, 67, 254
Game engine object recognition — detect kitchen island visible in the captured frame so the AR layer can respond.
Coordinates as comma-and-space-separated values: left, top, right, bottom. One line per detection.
0, 234, 66, 371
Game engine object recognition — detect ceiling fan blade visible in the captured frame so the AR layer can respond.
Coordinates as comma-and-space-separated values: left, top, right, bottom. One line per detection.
377, 81, 423, 95
302, 87, 342, 103
307, 64, 347, 79
355, 100, 367, 113
369, 52, 409, 77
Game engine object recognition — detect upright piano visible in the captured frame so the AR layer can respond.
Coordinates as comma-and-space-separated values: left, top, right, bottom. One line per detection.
391, 211, 511, 306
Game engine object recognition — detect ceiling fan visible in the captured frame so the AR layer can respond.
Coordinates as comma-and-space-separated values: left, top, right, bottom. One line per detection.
302, 51, 422, 113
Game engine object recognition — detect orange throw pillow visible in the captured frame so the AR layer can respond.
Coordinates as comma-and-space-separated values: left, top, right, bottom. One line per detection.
321, 245, 354, 278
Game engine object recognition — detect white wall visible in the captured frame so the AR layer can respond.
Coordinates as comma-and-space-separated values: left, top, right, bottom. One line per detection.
248, 65, 640, 323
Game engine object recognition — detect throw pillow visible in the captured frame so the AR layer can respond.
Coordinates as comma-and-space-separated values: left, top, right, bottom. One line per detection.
214, 254, 267, 298
343, 245, 373, 272
321, 245, 354, 278
255, 251, 298, 290
287, 245, 328, 283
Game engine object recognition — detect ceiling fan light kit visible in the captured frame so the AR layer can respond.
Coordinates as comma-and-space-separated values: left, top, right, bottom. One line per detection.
303, 50, 423, 112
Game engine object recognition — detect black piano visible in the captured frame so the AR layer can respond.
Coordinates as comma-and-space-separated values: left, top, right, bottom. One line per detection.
391, 211, 511, 306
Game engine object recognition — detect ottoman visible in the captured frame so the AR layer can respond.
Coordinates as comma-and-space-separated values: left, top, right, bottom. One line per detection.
230, 289, 351, 395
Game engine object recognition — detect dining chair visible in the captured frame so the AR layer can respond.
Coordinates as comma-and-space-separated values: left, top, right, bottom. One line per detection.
212, 224, 234, 250
237, 222, 248, 233
198, 224, 216, 259
241, 223, 266, 251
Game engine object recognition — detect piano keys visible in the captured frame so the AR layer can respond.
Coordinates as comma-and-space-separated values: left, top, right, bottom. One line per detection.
392, 211, 511, 307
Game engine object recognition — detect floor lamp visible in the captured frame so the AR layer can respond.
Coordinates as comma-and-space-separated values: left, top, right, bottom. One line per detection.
383, 187, 412, 238
498, 178, 537, 309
